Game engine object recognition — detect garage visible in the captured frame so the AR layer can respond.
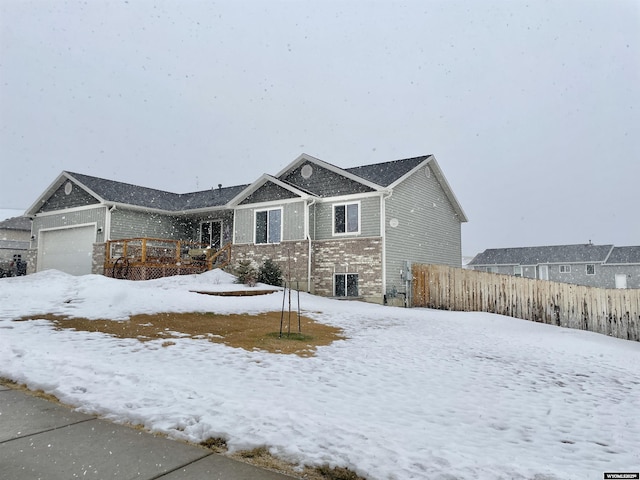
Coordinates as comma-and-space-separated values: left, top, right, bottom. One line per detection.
39, 225, 95, 275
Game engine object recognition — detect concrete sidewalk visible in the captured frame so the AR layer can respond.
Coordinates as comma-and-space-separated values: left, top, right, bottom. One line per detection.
0, 384, 296, 479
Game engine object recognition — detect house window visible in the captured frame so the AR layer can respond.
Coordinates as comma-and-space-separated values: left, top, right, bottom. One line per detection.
513, 266, 522, 277
586, 264, 595, 275
334, 202, 360, 235
559, 265, 571, 273
200, 220, 222, 249
335, 273, 359, 297
486, 267, 497, 273
255, 208, 282, 244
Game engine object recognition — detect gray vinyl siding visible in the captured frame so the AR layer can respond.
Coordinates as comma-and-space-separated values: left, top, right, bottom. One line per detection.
547, 263, 602, 287
32, 207, 106, 244
385, 167, 462, 293
313, 196, 381, 240
37, 182, 99, 213
109, 209, 192, 240
601, 265, 640, 289
234, 201, 306, 244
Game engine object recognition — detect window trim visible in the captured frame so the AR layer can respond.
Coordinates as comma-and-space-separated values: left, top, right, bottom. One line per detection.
334, 273, 359, 297
559, 264, 571, 273
586, 264, 596, 275
200, 220, 223, 249
254, 207, 283, 244
332, 201, 361, 236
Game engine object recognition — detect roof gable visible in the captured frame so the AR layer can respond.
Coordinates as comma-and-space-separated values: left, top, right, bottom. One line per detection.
605, 246, 640, 265
230, 174, 311, 207
276, 153, 381, 197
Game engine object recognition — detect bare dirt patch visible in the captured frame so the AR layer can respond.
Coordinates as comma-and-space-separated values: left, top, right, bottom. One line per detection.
17, 311, 344, 357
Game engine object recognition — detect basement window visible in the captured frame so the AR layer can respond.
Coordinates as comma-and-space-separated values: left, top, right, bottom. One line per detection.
335, 273, 358, 297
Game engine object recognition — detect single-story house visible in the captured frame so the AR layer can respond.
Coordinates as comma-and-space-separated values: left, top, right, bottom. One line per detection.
468, 243, 640, 289
24, 153, 467, 304
0, 215, 31, 275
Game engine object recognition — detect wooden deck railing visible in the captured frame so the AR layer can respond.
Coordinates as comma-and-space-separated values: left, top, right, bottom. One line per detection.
104, 238, 231, 280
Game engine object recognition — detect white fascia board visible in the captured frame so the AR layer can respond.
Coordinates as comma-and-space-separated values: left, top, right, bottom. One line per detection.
276, 153, 384, 192
313, 190, 386, 204
26, 171, 109, 216
234, 196, 309, 210
64, 172, 108, 203
227, 174, 311, 207
386, 156, 434, 189
31, 204, 107, 217
422, 156, 468, 223
602, 245, 616, 263
173, 205, 229, 216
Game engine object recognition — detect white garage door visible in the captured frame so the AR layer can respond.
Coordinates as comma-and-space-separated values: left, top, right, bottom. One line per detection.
39, 225, 95, 275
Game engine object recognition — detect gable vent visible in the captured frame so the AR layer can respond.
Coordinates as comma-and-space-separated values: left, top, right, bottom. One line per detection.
301, 164, 313, 179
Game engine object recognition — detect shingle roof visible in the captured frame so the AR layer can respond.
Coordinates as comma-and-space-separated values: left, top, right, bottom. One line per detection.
0, 239, 29, 250
469, 244, 615, 266
345, 155, 430, 187
605, 246, 640, 265
0, 216, 31, 231
66, 172, 248, 211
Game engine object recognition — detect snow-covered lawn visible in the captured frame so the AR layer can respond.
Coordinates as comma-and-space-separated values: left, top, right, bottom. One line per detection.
1, 270, 639, 480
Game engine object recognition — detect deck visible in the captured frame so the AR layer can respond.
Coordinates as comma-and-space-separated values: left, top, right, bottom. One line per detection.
104, 238, 231, 281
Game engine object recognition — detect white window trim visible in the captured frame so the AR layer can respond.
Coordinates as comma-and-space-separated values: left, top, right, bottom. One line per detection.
254, 207, 283, 244
334, 272, 359, 297
200, 219, 223, 247
332, 201, 361, 236
586, 264, 596, 275
559, 265, 571, 273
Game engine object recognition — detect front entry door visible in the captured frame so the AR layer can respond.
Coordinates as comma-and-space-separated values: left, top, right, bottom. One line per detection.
537, 265, 549, 280
615, 274, 628, 289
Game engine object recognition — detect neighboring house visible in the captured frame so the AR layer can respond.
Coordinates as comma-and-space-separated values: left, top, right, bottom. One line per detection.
468, 243, 640, 289
24, 153, 467, 303
0, 216, 31, 274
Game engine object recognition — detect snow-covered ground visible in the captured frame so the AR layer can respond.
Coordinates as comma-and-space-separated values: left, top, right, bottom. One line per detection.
1, 270, 639, 480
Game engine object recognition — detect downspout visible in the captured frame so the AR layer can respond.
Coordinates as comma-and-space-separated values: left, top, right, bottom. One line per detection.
306, 198, 316, 293
381, 190, 392, 304
105, 205, 116, 241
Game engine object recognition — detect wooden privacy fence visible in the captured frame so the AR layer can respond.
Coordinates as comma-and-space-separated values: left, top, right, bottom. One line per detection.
412, 264, 640, 342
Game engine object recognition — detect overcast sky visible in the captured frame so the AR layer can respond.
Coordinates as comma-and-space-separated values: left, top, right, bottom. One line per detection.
1, 0, 638, 257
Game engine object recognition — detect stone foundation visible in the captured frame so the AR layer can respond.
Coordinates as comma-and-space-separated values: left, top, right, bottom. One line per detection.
231, 238, 384, 303
92, 243, 106, 275
231, 241, 311, 292
312, 238, 383, 303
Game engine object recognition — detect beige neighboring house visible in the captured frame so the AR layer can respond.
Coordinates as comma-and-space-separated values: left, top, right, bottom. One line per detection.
0, 215, 31, 276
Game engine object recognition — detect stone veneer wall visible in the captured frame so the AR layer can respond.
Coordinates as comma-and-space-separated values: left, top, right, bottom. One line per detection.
92, 243, 106, 275
312, 237, 383, 303
25, 248, 38, 275
231, 237, 384, 303
231, 241, 311, 291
